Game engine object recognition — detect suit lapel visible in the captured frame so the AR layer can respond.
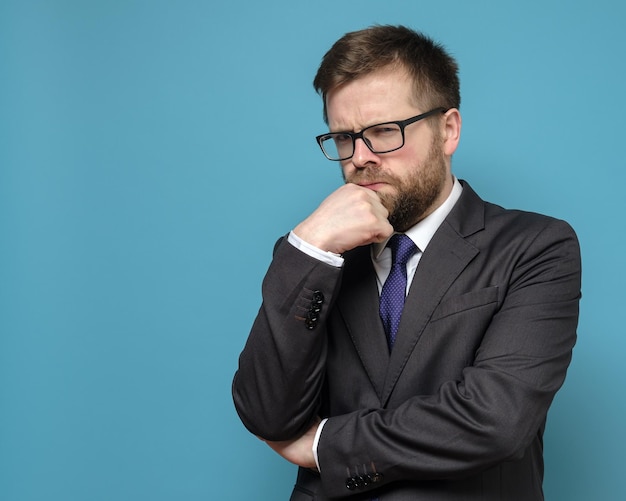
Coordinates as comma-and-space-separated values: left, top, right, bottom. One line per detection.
381, 223, 479, 404
337, 181, 487, 406
337, 246, 389, 401
381, 181, 485, 405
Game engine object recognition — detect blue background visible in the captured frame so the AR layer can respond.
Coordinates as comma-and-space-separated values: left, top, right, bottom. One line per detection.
1, 1, 624, 499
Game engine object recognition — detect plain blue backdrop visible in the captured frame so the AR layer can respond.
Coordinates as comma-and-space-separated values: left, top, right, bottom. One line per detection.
1, 1, 624, 499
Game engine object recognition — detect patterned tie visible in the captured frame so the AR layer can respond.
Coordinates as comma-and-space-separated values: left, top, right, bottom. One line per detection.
379, 234, 418, 350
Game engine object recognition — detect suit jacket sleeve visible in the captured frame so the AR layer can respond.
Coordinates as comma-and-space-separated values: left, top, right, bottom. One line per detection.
232, 237, 342, 440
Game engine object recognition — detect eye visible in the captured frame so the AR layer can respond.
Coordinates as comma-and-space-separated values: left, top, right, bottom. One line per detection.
369, 125, 399, 136
333, 133, 352, 144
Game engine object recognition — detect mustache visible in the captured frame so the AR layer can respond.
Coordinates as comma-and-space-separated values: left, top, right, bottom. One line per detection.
345, 171, 398, 185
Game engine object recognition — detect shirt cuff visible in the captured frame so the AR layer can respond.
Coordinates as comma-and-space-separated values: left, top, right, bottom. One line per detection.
288, 231, 344, 268
312, 418, 328, 472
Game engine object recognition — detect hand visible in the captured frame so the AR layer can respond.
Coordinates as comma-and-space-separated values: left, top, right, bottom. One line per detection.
262, 419, 320, 470
293, 184, 394, 254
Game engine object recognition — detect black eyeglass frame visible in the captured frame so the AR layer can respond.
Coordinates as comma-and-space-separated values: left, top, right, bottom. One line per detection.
315, 107, 447, 161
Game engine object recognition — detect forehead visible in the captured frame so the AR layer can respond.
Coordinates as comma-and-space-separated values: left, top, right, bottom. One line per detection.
326, 67, 418, 130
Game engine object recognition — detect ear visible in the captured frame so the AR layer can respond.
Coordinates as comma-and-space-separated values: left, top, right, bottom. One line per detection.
442, 108, 461, 156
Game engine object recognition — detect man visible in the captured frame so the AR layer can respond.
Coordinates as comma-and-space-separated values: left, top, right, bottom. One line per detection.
232, 25, 581, 500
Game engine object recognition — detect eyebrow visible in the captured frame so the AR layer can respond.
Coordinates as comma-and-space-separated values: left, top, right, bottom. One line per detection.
329, 118, 396, 134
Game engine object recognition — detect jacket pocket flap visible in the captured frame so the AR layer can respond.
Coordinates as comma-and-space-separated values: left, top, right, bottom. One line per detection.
431, 286, 499, 322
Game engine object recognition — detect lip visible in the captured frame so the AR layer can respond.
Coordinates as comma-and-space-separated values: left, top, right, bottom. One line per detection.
359, 182, 388, 191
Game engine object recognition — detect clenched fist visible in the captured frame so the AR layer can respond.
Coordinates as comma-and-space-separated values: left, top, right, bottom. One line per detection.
293, 183, 394, 254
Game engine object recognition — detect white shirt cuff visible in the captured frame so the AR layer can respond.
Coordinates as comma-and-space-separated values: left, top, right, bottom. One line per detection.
287, 231, 344, 268
312, 418, 328, 472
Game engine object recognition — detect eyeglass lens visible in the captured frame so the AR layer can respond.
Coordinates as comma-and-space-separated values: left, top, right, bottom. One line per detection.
320, 123, 404, 160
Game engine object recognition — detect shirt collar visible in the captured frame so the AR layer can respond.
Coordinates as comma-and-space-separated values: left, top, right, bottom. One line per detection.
373, 177, 463, 258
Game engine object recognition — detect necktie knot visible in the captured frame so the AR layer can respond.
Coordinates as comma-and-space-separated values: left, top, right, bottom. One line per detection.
388, 234, 417, 266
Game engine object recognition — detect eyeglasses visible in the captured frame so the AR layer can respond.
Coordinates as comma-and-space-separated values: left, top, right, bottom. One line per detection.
315, 107, 446, 161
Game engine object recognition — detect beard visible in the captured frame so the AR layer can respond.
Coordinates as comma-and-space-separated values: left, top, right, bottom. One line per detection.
344, 135, 448, 232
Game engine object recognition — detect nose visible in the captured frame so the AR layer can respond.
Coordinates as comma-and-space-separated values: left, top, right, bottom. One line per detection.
351, 138, 381, 170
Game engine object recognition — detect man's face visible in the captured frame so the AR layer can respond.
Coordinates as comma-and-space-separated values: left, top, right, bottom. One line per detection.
325, 66, 454, 231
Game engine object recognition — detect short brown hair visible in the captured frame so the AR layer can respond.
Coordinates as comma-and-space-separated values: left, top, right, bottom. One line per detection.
313, 25, 460, 123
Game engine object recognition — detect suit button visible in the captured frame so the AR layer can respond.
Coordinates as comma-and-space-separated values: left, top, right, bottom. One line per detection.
346, 477, 357, 490
305, 311, 318, 330
313, 290, 324, 303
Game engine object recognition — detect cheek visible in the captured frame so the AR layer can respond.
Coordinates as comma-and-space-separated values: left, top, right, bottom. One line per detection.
402, 131, 437, 160
397, 142, 424, 164
385, 149, 422, 178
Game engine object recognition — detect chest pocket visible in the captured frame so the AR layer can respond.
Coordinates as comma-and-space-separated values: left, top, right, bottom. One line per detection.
430, 286, 499, 322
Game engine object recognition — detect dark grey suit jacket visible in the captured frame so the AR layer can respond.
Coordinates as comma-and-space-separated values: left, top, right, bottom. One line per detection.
233, 181, 581, 500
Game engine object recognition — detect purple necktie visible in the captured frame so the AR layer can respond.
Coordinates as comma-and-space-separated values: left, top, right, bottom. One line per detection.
379, 234, 417, 350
